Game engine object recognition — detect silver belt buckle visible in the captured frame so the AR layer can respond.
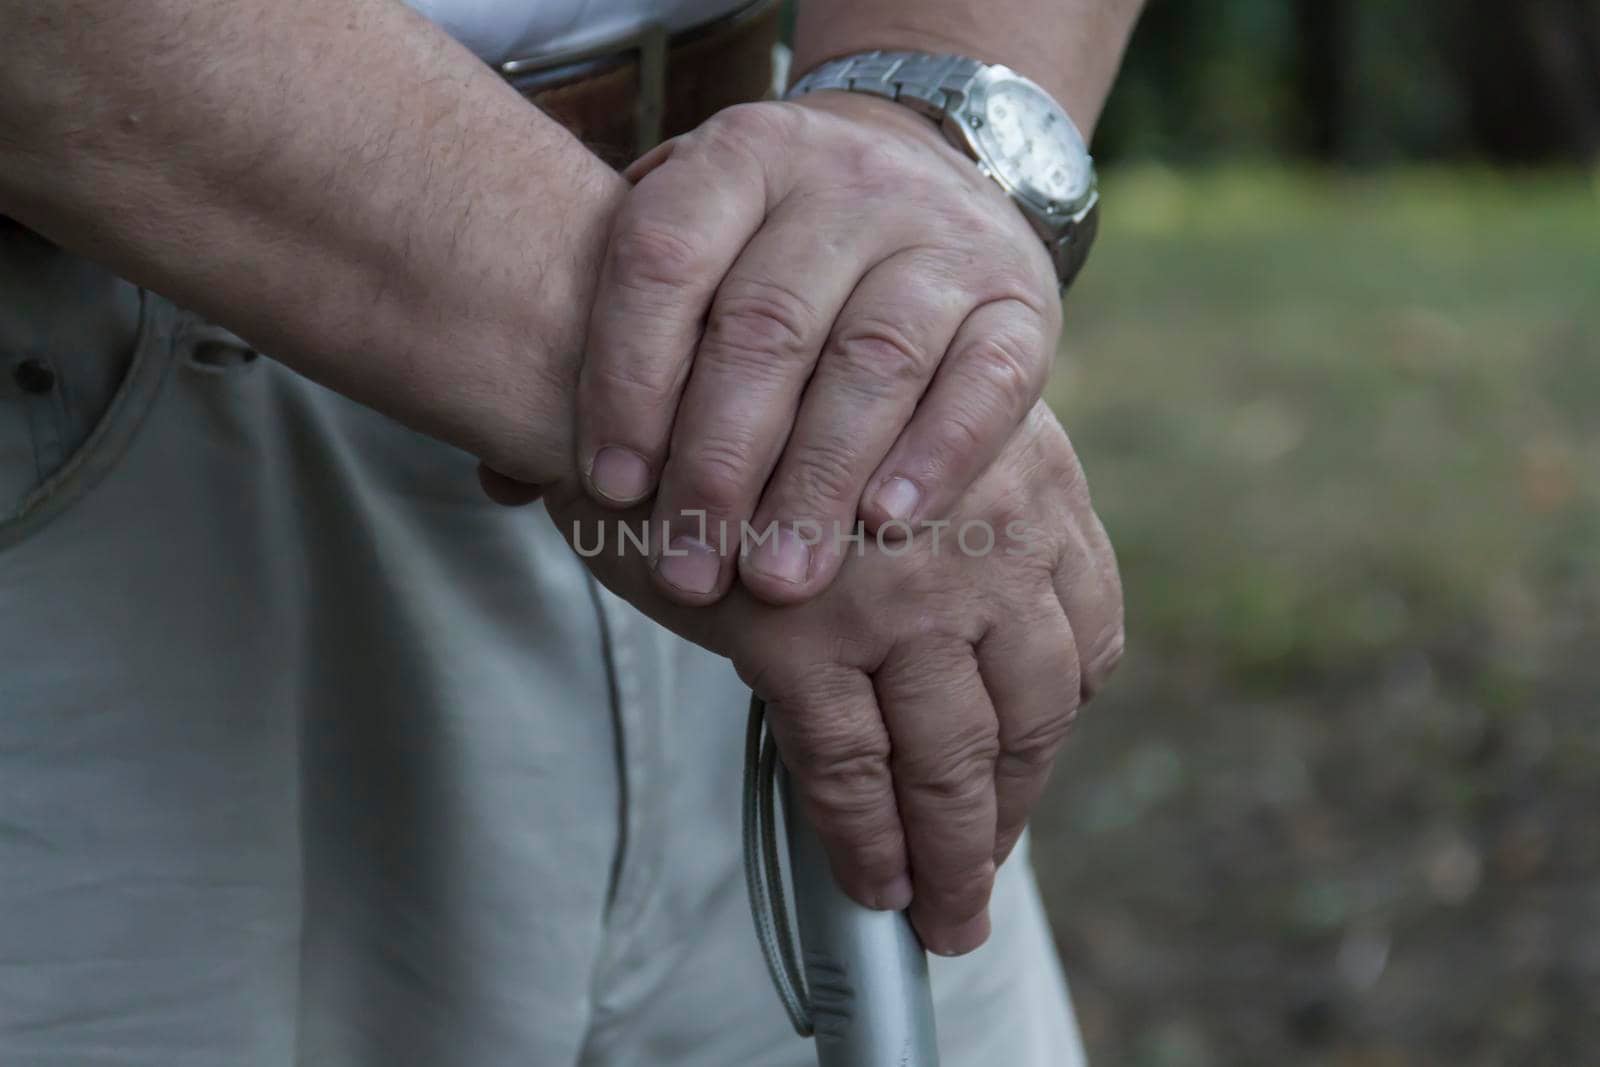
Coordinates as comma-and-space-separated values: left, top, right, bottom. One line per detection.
499, 22, 669, 157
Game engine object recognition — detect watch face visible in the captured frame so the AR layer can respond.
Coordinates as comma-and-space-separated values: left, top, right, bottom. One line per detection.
971, 78, 1092, 215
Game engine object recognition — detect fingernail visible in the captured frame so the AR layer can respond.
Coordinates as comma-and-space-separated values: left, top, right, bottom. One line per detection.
930, 910, 991, 957
745, 525, 811, 585
875, 477, 921, 524
655, 536, 720, 596
875, 874, 914, 912
589, 446, 651, 504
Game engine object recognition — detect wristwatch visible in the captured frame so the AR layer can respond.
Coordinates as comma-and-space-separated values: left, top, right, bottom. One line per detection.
787, 51, 1100, 294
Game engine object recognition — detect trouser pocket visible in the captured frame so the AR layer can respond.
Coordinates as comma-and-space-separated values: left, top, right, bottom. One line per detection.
0, 228, 172, 548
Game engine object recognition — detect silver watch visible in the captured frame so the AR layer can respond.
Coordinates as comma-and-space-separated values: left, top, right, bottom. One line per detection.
787, 51, 1100, 293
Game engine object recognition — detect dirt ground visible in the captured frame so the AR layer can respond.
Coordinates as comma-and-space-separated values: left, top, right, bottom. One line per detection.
1028, 169, 1600, 1067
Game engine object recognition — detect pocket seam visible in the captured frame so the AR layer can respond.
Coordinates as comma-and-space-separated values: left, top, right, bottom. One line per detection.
0, 291, 177, 554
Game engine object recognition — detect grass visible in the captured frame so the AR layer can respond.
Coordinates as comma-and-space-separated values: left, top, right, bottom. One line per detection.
1032, 167, 1600, 1067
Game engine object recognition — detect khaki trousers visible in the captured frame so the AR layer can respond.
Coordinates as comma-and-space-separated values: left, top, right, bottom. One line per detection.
0, 230, 1087, 1066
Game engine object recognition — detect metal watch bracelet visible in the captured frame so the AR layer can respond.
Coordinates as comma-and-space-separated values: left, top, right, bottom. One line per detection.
787, 51, 1100, 293
786, 51, 987, 121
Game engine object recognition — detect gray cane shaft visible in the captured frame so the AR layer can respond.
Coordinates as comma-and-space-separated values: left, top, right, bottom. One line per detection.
782, 771, 940, 1067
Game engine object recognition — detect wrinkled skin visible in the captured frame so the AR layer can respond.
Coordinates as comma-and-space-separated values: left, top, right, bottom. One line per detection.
531, 402, 1123, 956
575, 94, 1066, 610
477, 92, 1124, 958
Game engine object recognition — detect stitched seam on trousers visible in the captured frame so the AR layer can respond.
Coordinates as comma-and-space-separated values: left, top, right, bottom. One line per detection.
0, 292, 177, 553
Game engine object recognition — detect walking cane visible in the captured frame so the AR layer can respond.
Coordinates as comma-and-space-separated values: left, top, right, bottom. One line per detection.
744, 694, 941, 1067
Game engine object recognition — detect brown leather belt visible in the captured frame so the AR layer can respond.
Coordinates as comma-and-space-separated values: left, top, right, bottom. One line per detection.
500, 0, 783, 167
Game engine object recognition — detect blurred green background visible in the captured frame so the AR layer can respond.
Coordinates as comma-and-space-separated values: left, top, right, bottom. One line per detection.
1029, 3, 1600, 1065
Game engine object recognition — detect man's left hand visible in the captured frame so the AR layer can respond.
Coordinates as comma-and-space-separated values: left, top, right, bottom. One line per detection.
575, 92, 1062, 608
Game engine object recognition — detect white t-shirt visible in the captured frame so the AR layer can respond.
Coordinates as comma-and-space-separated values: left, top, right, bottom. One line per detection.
408, 0, 753, 64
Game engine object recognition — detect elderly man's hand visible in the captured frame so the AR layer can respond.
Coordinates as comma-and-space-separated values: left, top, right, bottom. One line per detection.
575, 92, 1063, 609
542, 401, 1121, 956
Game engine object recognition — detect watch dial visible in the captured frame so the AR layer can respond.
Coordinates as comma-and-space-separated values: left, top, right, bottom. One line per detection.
980, 81, 1090, 210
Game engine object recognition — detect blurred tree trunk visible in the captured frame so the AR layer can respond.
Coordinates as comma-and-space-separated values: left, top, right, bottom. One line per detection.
1441, 0, 1600, 163
1293, 0, 1353, 161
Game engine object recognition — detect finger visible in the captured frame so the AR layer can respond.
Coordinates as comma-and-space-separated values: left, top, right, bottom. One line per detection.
762, 667, 912, 913
737, 251, 969, 605
1053, 502, 1126, 704
860, 297, 1054, 533
977, 603, 1081, 869
476, 463, 544, 507
576, 110, 777, 509
877, 640, 1000, 957
647, 200, 882, 604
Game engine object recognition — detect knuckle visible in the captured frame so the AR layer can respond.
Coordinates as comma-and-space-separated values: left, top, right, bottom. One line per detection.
803, 759, 889, 819
698, 102, 789, 156
674, 435, 757, 514
829, 319, 933, 396
611, 224, 707, 291
782, 440, 865, 514
922, 404, 991, 482
960, 330, 1047, 415
792, 745, 893, 817
1001, 708, 1077, 771
780, 699, 891, 782
705, 280, 817, 368
896, 723, 999, 804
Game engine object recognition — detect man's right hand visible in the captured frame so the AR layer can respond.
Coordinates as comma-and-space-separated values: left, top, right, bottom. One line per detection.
542, 401, 1124, 956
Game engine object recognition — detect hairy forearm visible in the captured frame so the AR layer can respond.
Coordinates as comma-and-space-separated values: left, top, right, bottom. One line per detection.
793, 0, 1145, 135
0, 0, 624, 484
